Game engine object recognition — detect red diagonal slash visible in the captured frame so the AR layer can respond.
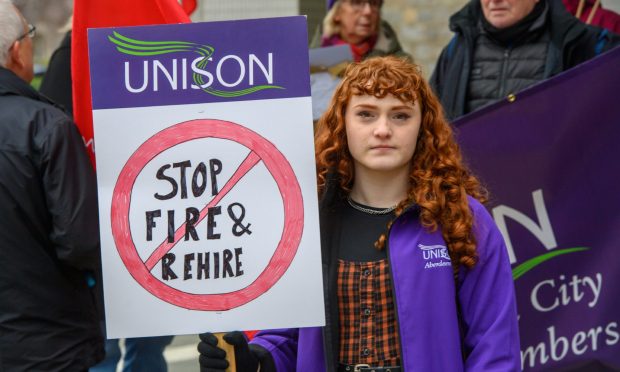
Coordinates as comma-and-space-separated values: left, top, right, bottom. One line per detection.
111, 119, 304, 310
144, 150, 261, 270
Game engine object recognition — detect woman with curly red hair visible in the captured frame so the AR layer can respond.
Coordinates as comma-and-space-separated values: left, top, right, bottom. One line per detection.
198, 56, 520, 372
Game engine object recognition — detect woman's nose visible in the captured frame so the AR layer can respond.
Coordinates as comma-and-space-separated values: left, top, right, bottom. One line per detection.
373, 117, 391, 137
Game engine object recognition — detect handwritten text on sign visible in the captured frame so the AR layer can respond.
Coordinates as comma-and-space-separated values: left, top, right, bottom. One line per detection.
111, 119, 304, 311
147, 157, 252, 281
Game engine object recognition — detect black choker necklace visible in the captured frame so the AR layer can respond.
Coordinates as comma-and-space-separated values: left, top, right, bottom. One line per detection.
346, 196, 397, 215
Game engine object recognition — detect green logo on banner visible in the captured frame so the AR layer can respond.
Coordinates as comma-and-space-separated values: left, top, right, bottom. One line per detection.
512, 247, 589, 280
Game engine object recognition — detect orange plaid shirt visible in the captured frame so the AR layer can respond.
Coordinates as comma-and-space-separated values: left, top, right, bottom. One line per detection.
337, 259, 401, 366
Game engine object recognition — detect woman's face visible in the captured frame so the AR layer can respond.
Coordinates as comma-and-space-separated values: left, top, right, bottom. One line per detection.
345, 93, 421, 177
335, 0, 381, 45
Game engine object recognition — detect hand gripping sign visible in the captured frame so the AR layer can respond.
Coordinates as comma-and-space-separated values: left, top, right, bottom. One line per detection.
111, 119, 303, 311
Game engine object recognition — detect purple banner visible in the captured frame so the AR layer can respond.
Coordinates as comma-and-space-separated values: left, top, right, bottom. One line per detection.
455, 46, 620, 371
88, 16, 310, 109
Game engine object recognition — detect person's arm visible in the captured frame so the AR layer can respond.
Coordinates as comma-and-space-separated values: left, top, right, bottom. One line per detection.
198, 329, 297, 372
36, 115, 100, 271
597, 27, 620, 53
458, 201, 521, 372
249, 328, 298, 371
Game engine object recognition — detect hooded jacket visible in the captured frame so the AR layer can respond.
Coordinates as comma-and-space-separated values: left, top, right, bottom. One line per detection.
0, 66, 103, 371
249, 188, 520, 371
430, 0, 620, 121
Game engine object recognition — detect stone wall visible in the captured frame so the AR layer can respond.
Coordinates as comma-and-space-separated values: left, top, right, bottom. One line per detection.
382, 0, 466, 77
193, 0, 466, 77
20, 0, 620, 77
191, 0, 326, 43
14, 0, 72, 66
191, 0, 298, 21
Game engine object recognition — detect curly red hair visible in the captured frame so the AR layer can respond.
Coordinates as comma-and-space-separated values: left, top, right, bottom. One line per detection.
315, 56, 487, 272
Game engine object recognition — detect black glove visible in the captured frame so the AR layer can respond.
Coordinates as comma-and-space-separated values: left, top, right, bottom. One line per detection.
198, 331, 259, 372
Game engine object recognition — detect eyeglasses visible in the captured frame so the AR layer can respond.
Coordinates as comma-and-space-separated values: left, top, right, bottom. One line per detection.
343, 0, 383, 10
16, 24, 36, 41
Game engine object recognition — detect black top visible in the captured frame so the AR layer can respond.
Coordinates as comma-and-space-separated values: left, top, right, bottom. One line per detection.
338, 201, 393, 262
39, 31, 73, 116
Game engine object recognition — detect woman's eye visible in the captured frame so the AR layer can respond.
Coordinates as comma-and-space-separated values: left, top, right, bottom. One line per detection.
356, 111, 374, 119
393, 112, 411, 121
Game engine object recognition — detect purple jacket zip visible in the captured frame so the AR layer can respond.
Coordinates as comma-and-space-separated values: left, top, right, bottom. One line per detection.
251, 197, 520, 371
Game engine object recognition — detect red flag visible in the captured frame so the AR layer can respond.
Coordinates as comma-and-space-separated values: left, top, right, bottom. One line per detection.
72, 0, 191, 166
181, 0, 198, 16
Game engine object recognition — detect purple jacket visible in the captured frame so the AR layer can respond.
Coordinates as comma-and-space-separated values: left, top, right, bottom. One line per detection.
251, 196, 520, 371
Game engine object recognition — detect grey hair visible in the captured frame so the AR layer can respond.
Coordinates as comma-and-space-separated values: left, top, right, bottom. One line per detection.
0, 0, 23, 67
322, 1, 342, 39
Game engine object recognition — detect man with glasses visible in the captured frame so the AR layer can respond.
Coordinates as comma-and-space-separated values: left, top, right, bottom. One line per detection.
2, 17, 34, 82
311, 0, 410, 62
0, 0, 104, 370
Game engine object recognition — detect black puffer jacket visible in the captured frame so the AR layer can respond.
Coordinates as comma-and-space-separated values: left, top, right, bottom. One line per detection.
466, 5, 550, 113
0, 67, 104, 371
430, 0, 620, 121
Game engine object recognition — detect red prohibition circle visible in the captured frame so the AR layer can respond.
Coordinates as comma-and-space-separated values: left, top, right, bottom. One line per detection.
111, 119, 304, 311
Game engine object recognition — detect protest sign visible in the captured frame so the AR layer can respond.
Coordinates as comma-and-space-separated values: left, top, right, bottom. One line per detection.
88, 16, 325, 338
455, 47, 620, 371
309, 45, 353, 120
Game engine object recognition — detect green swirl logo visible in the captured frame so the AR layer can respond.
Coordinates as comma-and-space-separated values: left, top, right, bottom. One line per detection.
108, 31, 284, 97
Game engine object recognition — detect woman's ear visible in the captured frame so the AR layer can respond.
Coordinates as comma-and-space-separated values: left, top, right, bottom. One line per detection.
333, 7, 341, 23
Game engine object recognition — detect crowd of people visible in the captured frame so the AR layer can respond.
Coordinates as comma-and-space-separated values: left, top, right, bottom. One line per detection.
1, 0, 618, 371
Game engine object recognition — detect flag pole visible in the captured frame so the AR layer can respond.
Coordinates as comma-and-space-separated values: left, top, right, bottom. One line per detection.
214, 333, 237, 372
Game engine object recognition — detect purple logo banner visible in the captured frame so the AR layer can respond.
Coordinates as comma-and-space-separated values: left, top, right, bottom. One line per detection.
88, 16, 310, 109
455, 47, 620, 371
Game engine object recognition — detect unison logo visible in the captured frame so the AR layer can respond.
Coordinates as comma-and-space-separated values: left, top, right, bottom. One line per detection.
418, 244, 451, 269
418, 244, 450, 260
108, 32, 284, 97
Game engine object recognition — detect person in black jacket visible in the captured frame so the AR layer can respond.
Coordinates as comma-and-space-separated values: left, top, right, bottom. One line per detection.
430, 0, 620, 121
37, 23, 175, 372
40, 30, 73, 117
0, 1, 104, 370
